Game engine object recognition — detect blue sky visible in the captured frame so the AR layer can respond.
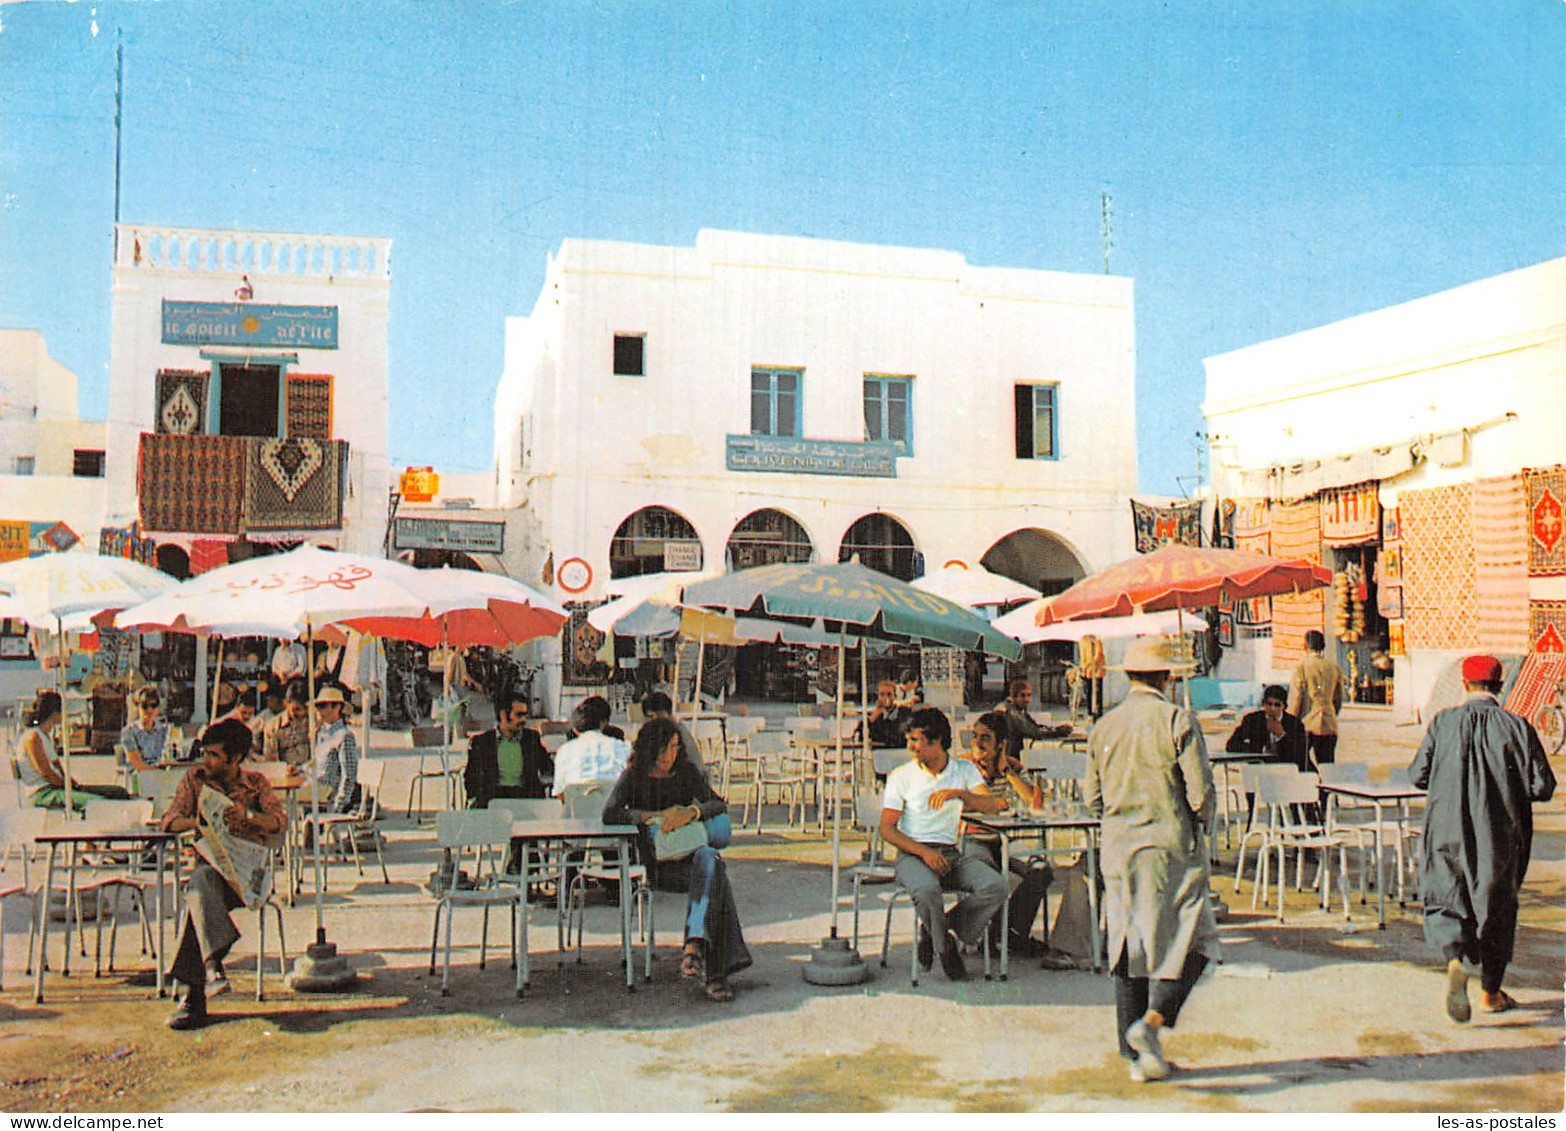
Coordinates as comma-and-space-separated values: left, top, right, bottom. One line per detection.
1, 1, 1561, 495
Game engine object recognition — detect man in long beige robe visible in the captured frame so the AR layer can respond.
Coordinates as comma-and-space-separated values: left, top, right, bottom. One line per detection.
1085, 636, 1220, 1083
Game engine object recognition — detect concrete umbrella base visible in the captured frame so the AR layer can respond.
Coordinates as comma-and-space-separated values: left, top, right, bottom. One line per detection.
801, 934, 870, 986
287, 940, 361, 993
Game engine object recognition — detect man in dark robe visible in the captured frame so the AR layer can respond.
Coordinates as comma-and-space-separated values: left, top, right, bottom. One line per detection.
1410, 654, 1555, 1022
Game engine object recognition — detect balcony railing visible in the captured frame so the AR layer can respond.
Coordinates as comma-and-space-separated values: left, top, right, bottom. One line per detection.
114, 224, 390, 281
137, 433, 349, 535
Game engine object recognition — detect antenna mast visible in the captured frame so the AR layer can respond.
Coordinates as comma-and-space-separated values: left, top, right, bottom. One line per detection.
1100, 191, 1113, 274
113, 32, 124, 224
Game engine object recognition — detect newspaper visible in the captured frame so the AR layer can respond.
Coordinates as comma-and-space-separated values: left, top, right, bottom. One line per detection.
196, 784, 275, 909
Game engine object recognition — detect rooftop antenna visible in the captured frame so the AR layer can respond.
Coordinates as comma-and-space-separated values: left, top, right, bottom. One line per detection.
1100, 191, 1113, 274
113, 30, 123, 224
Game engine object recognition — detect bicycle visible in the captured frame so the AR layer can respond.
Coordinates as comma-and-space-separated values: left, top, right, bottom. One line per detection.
1533, 675, 1566, 756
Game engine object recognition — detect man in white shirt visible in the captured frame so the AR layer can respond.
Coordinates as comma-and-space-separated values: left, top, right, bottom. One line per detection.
879, 707, 1008, 980
551, 695, 629, 797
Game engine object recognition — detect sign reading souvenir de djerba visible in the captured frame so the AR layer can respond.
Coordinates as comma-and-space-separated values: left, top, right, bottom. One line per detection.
394, 517, 506, 554
726, 435, 898, 478
162, 301, 339, 349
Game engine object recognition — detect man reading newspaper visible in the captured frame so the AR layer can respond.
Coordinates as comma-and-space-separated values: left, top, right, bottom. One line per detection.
160, 719, 286, 1030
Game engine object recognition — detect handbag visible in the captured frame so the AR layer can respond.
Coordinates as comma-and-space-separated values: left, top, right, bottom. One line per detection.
652, 812, 733, 860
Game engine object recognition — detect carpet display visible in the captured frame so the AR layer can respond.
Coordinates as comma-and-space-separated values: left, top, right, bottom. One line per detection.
242, 437, 346, 531
1319, 482, 1379, 547
1400, 483, 1477, 652
1233, 497, 1270, 557
155, 370, 209, 435
1131, 499, 1203, 553
137, 434, 245, 534
1529, 600, 1566, 654
1503, 651, 1566, 727
286, 374, 333, 439
1472, 475, 1530, 654
1268, 500, 1323, 668
1523, 465, 1566, 577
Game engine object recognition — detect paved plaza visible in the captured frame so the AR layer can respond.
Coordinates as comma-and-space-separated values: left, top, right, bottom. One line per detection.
0, 706, 1561, 1113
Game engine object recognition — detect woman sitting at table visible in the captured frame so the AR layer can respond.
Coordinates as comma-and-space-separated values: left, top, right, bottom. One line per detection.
19, 690, 133, 810
603, 717, 751, 1002
1225, 684, 1309, 771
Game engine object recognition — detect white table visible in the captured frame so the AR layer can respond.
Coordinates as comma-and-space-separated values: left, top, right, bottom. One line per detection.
1320, 779, 1427, 929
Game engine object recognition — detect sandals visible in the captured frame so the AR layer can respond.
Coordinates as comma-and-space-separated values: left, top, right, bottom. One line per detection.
679, 943, 704, 980
1480, 990, 1519, 1013
703, 979, 734, 1002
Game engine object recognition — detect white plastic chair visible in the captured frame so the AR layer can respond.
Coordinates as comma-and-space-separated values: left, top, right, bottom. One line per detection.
738, 731, 807, 832
1231, 763, 1296, 894
1254, 772, 1352, 922
311, 760, 389, 886
428, 809, 526, 997
0, 809, 47, 989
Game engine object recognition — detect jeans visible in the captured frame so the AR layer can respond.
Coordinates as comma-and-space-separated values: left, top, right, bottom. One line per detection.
684, 846, 752, 978
894, 844, 1007, 947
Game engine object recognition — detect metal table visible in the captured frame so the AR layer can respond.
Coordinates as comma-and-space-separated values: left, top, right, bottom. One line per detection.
1319, 779, 1427, 929
33, 828, 180, 1003
965, 809, 1102, 979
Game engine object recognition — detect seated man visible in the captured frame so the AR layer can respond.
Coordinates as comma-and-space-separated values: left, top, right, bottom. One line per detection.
640, 691, 706, 779
879, 707, 1008, 980
120, 685, 171, 771
261, 680, 312, 766
999, 678, 1073, 762
161, 718, 286, 1030
858, 680, 909, 748
962, 711, 1055, 959
465, 691, 551, 807
552, 695, 630, 796
1225, 684, 1310, 771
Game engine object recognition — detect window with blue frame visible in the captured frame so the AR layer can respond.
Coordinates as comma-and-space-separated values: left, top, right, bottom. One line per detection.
750, 367, 801, 437
1014, 383, 1059, 459
862, 375, 912, 454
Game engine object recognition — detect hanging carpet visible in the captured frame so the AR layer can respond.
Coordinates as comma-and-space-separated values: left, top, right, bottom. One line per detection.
286, 374, 333, 439
155, 370, 209, 435
1529, 600, 1566, 654
1472, 475, 1530, 654
1523, 465, 1566, 577
1131, 499, 1203, 553
1400, 482, 1477, 652
1503, 651, 1566, 730
137, 434, 244, 534
243, 437, 347, 531
1269, 500, 1322, 668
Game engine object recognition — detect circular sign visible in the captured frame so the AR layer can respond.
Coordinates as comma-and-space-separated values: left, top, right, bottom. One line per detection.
943, 559, 969, 570
557, 557, 592, 593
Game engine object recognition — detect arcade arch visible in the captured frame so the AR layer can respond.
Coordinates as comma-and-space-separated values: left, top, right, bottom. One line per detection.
609, 505, 703, 579
980, 528, 1088, 597
725, 508, 814, 571
839, 512, 919, 581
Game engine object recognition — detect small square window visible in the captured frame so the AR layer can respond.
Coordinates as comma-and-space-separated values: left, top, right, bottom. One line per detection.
72, 449, 106, 478
613, 334, 645, 376
13, 456, 35, 476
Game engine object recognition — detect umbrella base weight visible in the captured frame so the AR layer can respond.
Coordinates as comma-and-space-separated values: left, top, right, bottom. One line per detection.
287, 941, 361, 993
801, 935, 869, 986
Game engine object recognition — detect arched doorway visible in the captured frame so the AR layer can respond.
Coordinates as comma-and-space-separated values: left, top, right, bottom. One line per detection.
980, 528, 1087, 597
725, 508, 813, 571
839, 513, 919, 581
398, 548, 485, 571
609, 505, 703, 579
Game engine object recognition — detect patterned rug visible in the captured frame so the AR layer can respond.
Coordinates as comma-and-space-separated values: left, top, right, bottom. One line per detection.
155, 370, 209, 435
1529, 600, 1566, 653
137, 434, 244, 533
243, 437, 346, 531
1472, 475, 1530, 653
1523, 465, 1566, 576
1131, 500, 1202, 553
1319, 482, 1380, 546
1269, 500, 1323, 667
1233, 498, 1270, 557
1503, 651, 1566, 726
1400, 482, 1477, 652
286, 374, 333, 439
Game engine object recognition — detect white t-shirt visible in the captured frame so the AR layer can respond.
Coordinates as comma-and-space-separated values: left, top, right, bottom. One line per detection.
551, 730, 630, 797
882, 755, 986, 846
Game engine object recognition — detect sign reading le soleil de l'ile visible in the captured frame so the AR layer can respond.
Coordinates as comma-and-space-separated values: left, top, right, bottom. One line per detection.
162, 301, 339, 349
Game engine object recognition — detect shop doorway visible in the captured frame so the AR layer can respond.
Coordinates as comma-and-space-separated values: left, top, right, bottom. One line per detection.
839, 512, 918, 581
609, 505, 703, 579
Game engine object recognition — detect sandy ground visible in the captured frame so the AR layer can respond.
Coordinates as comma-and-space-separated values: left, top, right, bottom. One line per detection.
1, 706, 1562, 1113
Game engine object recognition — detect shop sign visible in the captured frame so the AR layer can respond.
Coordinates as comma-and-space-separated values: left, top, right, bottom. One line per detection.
725, 435, 897, 478
0, 521, 28, 563
393, 517, 505, 554
399, 467, 440, 503
162, 300, 339, 349
662, 541, 702, 571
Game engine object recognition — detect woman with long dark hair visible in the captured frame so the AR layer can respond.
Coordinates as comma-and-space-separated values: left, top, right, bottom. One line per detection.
19, 690, 132, 810
603, 716, 751, 1001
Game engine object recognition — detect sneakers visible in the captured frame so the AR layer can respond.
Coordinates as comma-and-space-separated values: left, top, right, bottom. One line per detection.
205, 961, 231, 997
1125, 1018, 1170, 1081
939, 934, 968, 982
916, 924, 934, 971
1128, 1059, 1149, 1084
166, 987, 208, 1031
1445, 958, 1471, 1023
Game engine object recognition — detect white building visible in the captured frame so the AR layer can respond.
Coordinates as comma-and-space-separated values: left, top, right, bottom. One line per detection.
0, 328, 109, 558
494, 229, 1138, 705
1203, 255, 1566, 717
105, 224, 393, 570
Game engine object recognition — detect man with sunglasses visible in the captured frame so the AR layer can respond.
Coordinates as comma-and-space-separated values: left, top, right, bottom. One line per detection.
465, 691, 550, 808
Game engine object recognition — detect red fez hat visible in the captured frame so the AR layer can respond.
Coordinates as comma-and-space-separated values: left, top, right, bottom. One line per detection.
1461, 655, 1503, 684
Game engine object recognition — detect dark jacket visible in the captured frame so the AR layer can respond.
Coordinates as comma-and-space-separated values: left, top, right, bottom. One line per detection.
464, 726, 551, 808
1225, 709, 1310, 771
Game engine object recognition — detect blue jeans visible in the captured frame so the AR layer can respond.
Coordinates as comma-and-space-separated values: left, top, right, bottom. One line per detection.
684, 845, 752, 978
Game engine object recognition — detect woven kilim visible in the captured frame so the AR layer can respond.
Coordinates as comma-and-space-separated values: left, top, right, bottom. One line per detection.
155, 370, 209, 435
1319, 482, 1380, 547
1401, 483, 1477, 651
1529, 600, 1566, 654
1503, 652, 1566, 726
1233, 497, 1270, 557
1269, 500, 1322, 667
1131, 500, 1203, 553
137, 434, 244, 533
286, 374, 333, 439
242, 437, 346, 531
1523, 466, 1566, 577
1473, 475, 1530, 653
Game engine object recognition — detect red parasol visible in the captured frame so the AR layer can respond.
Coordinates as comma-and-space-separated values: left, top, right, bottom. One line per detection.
1036, 544, 1331, 625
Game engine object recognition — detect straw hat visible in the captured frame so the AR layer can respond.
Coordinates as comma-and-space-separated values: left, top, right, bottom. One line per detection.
313, 686, 351, 708
1114, 635, 1195, 673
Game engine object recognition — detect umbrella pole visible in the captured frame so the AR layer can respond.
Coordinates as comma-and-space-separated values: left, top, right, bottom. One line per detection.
289, 618, 359, 992
670, 638, 683, 720
802, 627, 867, 985
211, 637, 225, 720
694, 635, 706, 718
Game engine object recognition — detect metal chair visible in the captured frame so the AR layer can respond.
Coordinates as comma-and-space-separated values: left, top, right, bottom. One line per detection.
78, 799, 159, 978
1254, 772, 1352, 922
560, 782, 655, 981
405, 745, 460, 817
738, 731, 807, 832
1231, 763, 1295, 894
428, 809, 526, 997
311, 760, 390, 887
0, 809, 47, 990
